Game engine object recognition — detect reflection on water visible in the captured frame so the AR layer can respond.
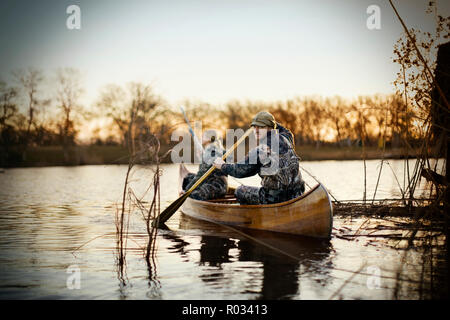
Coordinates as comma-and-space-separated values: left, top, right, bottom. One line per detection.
0, 161, 445, 299
177, 214, 334, 300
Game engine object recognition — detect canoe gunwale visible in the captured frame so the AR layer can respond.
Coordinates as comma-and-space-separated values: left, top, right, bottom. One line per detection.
185, 183, 323, 209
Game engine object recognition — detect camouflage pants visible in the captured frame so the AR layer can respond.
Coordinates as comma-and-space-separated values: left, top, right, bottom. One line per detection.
183, 173, 227, 201
235, 184, 305, 205
235, 185, 261, 205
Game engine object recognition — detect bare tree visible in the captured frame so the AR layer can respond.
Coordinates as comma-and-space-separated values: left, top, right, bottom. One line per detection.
0, 81, 17, 134
323, 96, 351, 146
269, 100, 298, 137
392, 1, 450, 137
96, 83, 128, 145
13, 68, 50, 159
0, 81, 18, 165
97, 82, 165, 153
181, 99, 222, 129
55, 67, 84, 161
297, 97, 327, 146
221, 99, 265, 131
350, 98, 371, 146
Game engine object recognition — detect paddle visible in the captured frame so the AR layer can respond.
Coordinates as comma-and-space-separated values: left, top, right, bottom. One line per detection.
153, 127, 253, 227
179, 106, 244, 187
179, 105, 204, 161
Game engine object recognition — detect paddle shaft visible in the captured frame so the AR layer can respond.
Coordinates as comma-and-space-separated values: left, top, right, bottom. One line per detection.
179, 105, 204, 158
154, 127, 253, 226
184, 127, 253, 193
180, 107, 244, 187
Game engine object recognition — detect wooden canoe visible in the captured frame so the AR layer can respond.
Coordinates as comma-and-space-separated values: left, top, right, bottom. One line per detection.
179, 164, 333, 238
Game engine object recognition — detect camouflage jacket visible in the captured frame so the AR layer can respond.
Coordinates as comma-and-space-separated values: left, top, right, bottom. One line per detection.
220, 123, 304, 203
184, 142, 227, 192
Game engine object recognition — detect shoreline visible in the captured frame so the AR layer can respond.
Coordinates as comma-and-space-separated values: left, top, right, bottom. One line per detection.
0, 145, 422, 168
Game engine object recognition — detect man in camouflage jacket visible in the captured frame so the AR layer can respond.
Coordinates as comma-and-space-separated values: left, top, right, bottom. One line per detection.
213, 111, 305, 205
182, 139, 228, 201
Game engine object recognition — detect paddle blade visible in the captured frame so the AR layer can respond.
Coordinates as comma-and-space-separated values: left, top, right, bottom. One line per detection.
152, 192, 191, 227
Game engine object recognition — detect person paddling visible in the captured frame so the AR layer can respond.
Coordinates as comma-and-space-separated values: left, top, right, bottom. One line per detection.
182, 130, 228, 201
213, 111, 305, 205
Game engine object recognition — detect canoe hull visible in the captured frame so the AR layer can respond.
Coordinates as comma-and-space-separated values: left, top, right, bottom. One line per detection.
180, 181, 333, 238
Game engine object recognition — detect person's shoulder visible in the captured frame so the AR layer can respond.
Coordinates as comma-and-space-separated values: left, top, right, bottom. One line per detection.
276, 122, 289, 132
277, 123, 291, 134
276, 124, 294, 146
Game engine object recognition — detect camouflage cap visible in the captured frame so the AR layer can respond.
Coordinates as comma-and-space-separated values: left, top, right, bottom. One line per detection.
251, 111, 276, 128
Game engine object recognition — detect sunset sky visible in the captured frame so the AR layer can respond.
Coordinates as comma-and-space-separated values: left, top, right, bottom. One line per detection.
1, 0, 449, 108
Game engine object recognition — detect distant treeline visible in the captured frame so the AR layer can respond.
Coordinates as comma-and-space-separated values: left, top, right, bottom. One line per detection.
0, 68, 426, 166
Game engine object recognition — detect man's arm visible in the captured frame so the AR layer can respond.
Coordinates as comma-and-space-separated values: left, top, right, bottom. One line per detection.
184, 163, 211, 191
221, 162, 259, 179
215, 148, 260, 178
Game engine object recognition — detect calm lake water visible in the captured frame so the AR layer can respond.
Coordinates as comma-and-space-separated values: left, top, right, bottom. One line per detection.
0, 159, 444, 299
